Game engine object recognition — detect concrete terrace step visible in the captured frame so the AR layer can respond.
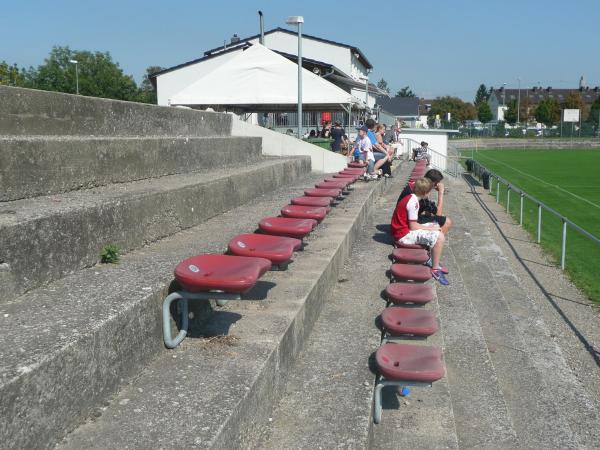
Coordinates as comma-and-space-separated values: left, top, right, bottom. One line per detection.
0, 136, 262, 201
452, 176, 600, 448
0, 156, 310, 298
49, 168, 401, 450
0, 85, 232, 137
261, 162, 459, 450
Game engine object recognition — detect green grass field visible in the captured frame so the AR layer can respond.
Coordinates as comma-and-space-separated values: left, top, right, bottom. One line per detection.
464, 149, 600, 304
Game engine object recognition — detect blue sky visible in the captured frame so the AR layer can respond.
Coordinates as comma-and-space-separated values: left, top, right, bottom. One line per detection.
2, 0, 598, 101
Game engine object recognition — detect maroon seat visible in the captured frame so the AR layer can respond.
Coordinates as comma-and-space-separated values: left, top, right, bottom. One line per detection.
395, 241, 428, 250
385, 283, 434, 304
322, 177, 353, 186
258, 217, 317, 238
315, 181, 349, 190
281, 204, 329, 222
391, 248, 429, 264
332, 173, 360, 182
174, 254, 271, 294
376, 343, 445, 382
227, 234, 302, 265
381, 307, 439, 337
391, 264, 432, 282
304, 188, 341, 198
348, 161, 367, 168
341, 168, 366, 175
291, 196, 333, 207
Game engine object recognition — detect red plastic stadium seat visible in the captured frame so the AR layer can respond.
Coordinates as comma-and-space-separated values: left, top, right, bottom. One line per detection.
348, 161, 367, 168
227, 234, 302, 265
258, 217, 317, 238
291, 196, 333, 207
376, 343, 445, 382
174, 254, 271, 294
341, 168, 366, 175
385, 283, 434, 304
395, 241, 428, 250
391, 248, 429, 264
315, 181, 350, 190
333, 173, 360, 182
381, 307, 439, 337
323, 178, 353, 187
280, 204, 329, 221
391, 264, 432, 282
304, 188, 341, 198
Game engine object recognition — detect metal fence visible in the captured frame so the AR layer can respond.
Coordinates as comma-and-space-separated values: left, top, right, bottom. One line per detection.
470, 160, 600, 270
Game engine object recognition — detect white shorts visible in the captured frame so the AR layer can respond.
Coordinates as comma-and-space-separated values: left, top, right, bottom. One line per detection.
398, 226, 440, 248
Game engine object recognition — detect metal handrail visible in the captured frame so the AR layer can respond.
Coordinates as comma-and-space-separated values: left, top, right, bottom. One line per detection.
471, 160, 600, 270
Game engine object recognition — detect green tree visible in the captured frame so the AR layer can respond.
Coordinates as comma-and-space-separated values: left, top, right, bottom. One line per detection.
588, 96, 600, 126
474, 83, 488, 105
0, 61, 32, 87
504, 100, 518, 125
31, 46, 139, 100
376, 78, 390, 94
478, 102, 493, 123
428, 96, 477, 127
138, 66, 164, 104
534, 98, 561, 127
395, 86, 416, 98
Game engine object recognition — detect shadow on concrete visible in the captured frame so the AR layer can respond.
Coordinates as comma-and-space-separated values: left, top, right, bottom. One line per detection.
462, 173, 600, 368
373, 232, 394, 246
244, 280, 277, 300
375, 224, 391, 233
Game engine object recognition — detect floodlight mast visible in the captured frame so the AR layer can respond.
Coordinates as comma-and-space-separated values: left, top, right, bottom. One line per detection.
286, 16, 304, 139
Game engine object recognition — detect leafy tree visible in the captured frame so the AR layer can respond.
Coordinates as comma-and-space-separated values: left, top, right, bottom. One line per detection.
138, 66, 164, 104
474, 83, 489, 105
534, 98, 560, 127
478, 102, 493, 123
31, 46, 139, 101
563, 91, 583, 110
588, 96, 600, 126
504, 100, 518, 125
395, 86, 416, 98
376, 78, 390, 94
427, 96, 477, 127
0, 61, 32, 87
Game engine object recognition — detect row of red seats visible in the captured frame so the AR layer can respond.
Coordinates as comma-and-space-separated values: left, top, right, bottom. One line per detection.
162, 164, 367, 348
373, 159, 446, 424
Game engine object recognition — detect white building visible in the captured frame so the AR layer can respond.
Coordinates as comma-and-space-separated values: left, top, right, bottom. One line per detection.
151, 27, 384, 109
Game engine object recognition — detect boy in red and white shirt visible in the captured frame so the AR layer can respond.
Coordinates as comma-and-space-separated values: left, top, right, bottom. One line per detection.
391, 177, 449, 285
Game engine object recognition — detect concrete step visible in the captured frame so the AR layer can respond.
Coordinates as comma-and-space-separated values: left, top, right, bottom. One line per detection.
260, 163, 459, 450
48, 168, 401, 450
452, 176, 600, 449
0, 156, 310, 299
0, 136, 262, 201
0, 85, 232, 137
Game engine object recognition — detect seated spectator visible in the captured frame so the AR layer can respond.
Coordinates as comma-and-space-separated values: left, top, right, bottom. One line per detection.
397, 169, 453, 235
309, 129, 317, 138
365, 119, 392, 178
330, 121, 348, 153
321, 120, 332, 138
391, 178, 449, 285
352, 125, 377, 180
413, 141, 431, 165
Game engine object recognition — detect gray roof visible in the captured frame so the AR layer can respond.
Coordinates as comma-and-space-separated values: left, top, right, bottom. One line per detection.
376, 96, 419, 116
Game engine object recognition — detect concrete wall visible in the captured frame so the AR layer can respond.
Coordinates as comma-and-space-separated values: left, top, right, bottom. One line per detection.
0, 86, 230, 136
230, 116, 347, 173
451, 138, 600, 149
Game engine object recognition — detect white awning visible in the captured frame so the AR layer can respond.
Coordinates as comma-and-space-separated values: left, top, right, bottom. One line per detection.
169, 43, 364, 111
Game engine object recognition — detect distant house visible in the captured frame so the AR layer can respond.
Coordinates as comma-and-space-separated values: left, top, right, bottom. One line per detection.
376, 96, 427, 127
488, 85, 600, 121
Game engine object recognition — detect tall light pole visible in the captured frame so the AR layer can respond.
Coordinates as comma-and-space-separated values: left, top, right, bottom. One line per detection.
286, 16, 304, 139
69, 59, 79, 95
517, 77, 521, 125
